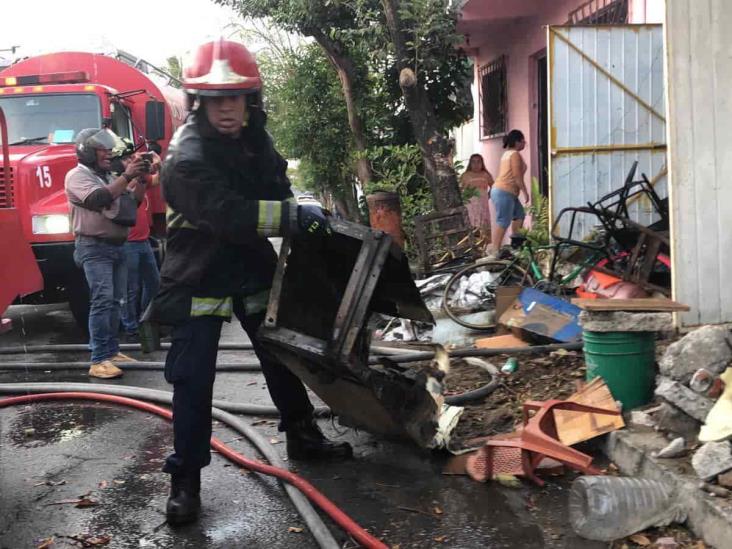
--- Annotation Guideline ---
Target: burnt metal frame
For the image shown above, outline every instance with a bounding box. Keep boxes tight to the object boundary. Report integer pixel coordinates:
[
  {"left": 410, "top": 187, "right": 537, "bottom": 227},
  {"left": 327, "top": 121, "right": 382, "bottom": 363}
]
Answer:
[
  {"left": 263, "top": 219, "right": 394, "bottom": 369},
  {"left": 551, "top": 162, "right": 671, "bottom": 294},
  {"left": 259, "top": 220, "right": 442, "bottom": 444},
  {"left": 414, "top": 206, "right": 475, "bottom": 277}
]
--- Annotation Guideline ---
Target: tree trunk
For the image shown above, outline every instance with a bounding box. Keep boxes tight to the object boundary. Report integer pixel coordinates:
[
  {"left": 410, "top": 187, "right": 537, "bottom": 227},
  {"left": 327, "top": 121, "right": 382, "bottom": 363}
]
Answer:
[
  {"left": 305, "top": 27, "right": 373, "bottom": 187},
  {"left": 334, "top": 182, "right": 360, "bottom": 221},
  {"left": 381, "top": 0, "right": 463, "bottom": 211}
]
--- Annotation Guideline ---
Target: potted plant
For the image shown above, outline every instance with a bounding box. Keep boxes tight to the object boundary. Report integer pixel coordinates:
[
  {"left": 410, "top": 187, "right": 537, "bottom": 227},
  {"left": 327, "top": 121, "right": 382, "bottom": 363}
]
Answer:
[{"left": 361, "top": 144, "right": 426, "bottom": 249}]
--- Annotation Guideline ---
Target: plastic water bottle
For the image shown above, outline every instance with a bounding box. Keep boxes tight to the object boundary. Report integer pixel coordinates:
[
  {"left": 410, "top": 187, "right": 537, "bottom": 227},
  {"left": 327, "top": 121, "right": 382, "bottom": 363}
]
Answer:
[{"left": 569, "top": 476, "right": 687, "bottom": 541}]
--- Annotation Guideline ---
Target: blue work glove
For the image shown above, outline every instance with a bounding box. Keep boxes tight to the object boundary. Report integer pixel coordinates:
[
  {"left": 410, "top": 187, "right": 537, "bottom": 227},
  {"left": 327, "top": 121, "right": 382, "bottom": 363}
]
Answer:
[{"left": 297, "top": 204, "right": 332, "bottom": 237}]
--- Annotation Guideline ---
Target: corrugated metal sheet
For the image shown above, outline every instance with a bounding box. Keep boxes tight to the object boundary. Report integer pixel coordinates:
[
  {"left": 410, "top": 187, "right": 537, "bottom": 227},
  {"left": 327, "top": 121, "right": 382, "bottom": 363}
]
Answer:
[
  {"left": 666, "top": 1, "right": 732, "bottom": 326},
  {"left": 549, "top": 24, "right": 666, "bottom": 240}
]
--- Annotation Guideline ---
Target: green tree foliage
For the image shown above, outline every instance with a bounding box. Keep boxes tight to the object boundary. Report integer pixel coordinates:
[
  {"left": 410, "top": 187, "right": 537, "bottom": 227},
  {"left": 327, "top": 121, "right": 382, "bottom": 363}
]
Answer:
[
  {"left": 258, "top": 43, "right": 358, "bottom": 216},
  {"left": 165, "top": 56, "right": 182, "bottom": 80},
  {"left": 349, "top": 0, "right": 473, "bottom": 139},
  {"left": 217, "top": 0, "right": 474, "bottom": 218},
  {"left": 519, "top": 177, "right": 550, "bottom": 246},
  {"left": 356, "top": 144, "right": 432, "bottom": 256}
]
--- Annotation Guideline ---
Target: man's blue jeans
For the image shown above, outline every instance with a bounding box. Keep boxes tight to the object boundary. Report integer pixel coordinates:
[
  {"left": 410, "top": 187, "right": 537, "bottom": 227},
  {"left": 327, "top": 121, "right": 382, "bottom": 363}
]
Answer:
[
  {"left": 120, "top": 240, "right": 160, "bottom": 334},
  {"left": 73, "top": 237, "right": 126, "bottom": 363}
]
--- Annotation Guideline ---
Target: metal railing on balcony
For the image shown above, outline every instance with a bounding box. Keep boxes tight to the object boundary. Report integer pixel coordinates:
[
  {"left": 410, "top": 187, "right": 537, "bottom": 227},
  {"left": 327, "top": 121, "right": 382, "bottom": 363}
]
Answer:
[{"left": 568, "top": 0, "right": 629, "bottom": 25}]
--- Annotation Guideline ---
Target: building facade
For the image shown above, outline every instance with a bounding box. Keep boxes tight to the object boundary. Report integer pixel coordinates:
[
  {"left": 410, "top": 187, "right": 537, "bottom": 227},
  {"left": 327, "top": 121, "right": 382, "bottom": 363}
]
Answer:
[{"left": 455, "top": 0, "right": 664, "bottom": 194}]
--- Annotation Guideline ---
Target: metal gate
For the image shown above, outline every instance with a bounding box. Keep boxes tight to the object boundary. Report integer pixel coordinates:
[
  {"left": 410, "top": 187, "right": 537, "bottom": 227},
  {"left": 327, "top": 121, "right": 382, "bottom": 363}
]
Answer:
[{"left": 548, "top": 24, "right": 666, "bottom": 239}]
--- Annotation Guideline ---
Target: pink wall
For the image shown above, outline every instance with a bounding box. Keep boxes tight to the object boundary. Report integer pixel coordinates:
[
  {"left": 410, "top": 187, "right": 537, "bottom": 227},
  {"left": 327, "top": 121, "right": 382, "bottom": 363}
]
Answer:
[{"left": 462, "top": 0, "right": 664, "bottom": 187}]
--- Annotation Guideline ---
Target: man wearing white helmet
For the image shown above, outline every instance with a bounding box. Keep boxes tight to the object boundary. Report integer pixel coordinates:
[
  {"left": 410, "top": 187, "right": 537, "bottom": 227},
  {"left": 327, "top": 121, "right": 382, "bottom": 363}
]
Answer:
[{"left": 65, "top": 128, "right": 148, "bottom": 378}]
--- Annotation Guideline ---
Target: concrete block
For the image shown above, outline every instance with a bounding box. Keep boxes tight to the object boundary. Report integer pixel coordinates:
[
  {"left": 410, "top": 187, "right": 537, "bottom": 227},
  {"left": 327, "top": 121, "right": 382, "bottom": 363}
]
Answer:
[
  {"left": 578, "top": 310, "right": 673, "bottom": 332},
  {"left": 692, "top": 441, "right": 732, "bottom": 481},
  {"left": 659, "top": 325, "right": 732, "bottom": 383},
  {"left": 630, "top": 410, "right": 657, "bottom": 428},
  {"left": 655, "top": 402, "right": 702, "bottom": 441},
  {"left": 605, "top": 430, "right": 732, "bottom": 549},
  {"left": 655, "top": 437, "right": 686, "bottom": 459},
  {"left": 655, "top": 377, "right": 714, "bottom": 422}
]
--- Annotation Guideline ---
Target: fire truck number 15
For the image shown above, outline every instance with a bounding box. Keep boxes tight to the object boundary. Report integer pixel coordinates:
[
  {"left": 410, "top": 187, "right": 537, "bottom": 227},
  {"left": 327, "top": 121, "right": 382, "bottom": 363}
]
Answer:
[{"left": 36, "top": 166, "right": 52, "bottom": 188}]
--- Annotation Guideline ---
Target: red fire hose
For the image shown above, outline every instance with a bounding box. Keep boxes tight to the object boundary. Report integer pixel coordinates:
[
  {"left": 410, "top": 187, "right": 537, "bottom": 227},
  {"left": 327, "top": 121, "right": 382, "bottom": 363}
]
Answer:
[{"left": 0, "top": 392, "right": 387, "bottom": 549}]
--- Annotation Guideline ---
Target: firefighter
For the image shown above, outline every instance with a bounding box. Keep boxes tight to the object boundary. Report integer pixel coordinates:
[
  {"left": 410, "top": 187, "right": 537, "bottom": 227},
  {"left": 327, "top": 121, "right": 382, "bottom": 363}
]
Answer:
[{"left": 150, "top": 39, "right": 352, "bottom": 526}]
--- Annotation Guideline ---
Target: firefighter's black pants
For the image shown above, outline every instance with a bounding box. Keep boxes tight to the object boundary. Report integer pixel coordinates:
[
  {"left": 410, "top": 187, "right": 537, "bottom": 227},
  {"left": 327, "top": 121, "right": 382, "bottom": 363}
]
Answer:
[{"left": 162, "top": 303, "right": 314, "bottom": 475}]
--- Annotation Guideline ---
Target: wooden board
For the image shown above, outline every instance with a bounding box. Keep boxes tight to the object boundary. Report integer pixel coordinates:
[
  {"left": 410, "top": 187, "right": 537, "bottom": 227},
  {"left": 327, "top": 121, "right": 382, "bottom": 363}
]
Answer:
[
  {"left": 474, "top": 334, "right": 529, "bottom": 349},
  {"left": 554, "top": 377, "right": 625, "bottom": 446},
  {"left": 572, "top": 298, "right": 690, "bottom": 312}
]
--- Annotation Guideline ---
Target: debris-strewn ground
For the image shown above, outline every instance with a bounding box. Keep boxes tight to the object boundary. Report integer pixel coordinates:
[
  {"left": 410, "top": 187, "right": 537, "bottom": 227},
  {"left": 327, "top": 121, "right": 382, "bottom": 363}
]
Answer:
[
  {"left": 445, "top": 350, "right": 586, "bottom": 449},
  {"left": 441, "top": 340, "right": 709, "bottom": 549},
  {"left": 612, "top": 525, "right": 708, "bottom": 548}
]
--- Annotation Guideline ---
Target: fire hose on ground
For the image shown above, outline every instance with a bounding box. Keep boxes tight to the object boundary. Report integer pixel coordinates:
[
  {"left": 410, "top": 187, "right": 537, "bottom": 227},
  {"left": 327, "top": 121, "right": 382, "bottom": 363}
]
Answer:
[
  {"left": 0, "top": 342, "right": 254, "bottom": 354},
  {"left": 0, "top": 382, "right": 328, "bottom": 417},
  {"left": 0, "top": 386, "right": 387, "bottom": 549},
  {"left": 0, "top": 341, "right": 582, "bottom": 545},
  {"left": 0, "top": 340, "right": 582, "bottom": 407},
  {"left": 0, "top": 341, "right": 582, "bottom": 360}
]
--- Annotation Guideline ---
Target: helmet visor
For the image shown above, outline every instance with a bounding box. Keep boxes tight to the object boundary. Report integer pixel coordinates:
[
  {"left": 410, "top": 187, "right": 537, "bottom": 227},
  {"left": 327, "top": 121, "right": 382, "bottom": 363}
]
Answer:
[
  {"left": 111, "top": 137, "right": 135, "bottom": 159},
  {"left": 86, "top": 128, "right": 123, "bottom": 151}
]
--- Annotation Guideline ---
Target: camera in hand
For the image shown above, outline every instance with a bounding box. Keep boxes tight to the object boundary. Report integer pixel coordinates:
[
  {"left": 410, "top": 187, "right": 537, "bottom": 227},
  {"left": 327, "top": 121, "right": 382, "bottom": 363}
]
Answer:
[{"left": 141, "top": 152, "right": 153, "bottom": 173}]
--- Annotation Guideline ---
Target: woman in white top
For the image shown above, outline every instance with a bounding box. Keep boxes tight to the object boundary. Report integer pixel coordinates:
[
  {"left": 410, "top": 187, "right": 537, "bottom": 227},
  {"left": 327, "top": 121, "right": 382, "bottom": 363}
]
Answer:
[{"left": 490, "top": 129, "right": 529, "bottom": 255}]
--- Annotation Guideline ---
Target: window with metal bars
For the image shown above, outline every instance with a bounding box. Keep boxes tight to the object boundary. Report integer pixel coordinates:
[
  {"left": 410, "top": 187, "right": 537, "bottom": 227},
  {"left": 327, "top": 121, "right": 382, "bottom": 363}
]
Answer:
[
  {"left": 568, "top": 0, "right": 629, "bottom": 25},
  {"left": 479, "top": 55, "right": 507, "bottom": 139}
]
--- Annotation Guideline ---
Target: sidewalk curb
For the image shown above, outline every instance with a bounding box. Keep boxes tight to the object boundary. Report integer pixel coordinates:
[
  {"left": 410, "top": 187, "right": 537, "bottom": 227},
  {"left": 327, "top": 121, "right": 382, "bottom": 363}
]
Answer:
[{"left": 605, "top": 429, "right": 732, "bottom": 549}]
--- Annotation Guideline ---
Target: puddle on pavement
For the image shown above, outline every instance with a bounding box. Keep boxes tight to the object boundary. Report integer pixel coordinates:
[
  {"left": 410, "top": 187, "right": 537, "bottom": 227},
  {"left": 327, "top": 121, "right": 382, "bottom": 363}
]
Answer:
[{"left": 8, "top": 402, "right": 122, "bottom": 448}]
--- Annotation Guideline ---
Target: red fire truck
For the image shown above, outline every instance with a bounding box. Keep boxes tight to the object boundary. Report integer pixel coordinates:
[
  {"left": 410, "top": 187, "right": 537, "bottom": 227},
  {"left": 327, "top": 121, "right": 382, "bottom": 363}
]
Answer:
[{"left": 0, "top": 50, "right": 186, "bottom": 327}]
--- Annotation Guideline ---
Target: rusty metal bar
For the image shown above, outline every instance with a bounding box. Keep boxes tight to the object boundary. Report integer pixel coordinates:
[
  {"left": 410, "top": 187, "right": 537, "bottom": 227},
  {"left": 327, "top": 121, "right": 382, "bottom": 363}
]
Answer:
[
  {"left": 329, "top": 231, "right": 392, "bottom": 363},
  {"left": 553, "top": 143, "right": 667, "bottom": 155},
  {"left": 550, "top": 27, "right": 666, "bottom": 123},
  {"left": 264, "top": 237, "right": 290, "bottom": 328},
  {"left": 624, "top": 167, "right": 668, "bottom": 208}
]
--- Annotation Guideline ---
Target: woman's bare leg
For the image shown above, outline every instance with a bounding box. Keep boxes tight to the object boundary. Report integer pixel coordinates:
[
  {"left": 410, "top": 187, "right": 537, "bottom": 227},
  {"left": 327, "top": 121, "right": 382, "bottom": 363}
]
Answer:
[
  {"left": 510, "top": 218, "right": 524, "bottom": 235},
  {"left": 492, "top": 224, "right": 508, "bottom": 253}
]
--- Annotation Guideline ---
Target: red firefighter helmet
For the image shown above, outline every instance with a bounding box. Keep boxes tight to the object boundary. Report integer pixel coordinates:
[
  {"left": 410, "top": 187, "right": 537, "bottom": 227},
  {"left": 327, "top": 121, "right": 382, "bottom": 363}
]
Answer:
[{"left": 183, "top": 39, "right": 262, "bottom": 96}]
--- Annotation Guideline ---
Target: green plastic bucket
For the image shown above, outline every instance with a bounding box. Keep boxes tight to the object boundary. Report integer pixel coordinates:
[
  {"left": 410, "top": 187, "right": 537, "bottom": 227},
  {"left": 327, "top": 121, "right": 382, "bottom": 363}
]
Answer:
[{"left": 583, "top": 331, "right": 656, "bottom": 410}]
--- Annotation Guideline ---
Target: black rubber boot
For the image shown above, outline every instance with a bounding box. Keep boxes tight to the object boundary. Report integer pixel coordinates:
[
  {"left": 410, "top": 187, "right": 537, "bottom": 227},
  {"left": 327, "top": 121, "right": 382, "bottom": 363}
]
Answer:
[
  {"left": 286, "top": 417, "right": 353, "bottom": 460},
  {"left": 166, "top": 470, "right": 201, "bottom": 526}
]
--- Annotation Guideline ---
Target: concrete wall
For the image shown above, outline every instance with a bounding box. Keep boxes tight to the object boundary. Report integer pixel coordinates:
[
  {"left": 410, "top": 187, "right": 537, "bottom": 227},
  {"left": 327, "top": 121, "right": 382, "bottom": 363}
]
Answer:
[{"left": 665, "top": 0, "right": 732, "bottom": 326}]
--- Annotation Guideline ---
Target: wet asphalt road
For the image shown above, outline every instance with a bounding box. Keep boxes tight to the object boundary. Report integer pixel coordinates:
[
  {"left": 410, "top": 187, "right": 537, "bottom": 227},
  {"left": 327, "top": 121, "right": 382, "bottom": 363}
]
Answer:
[{"left": 0, "top": 304, "right": 606, "bottom": 549}]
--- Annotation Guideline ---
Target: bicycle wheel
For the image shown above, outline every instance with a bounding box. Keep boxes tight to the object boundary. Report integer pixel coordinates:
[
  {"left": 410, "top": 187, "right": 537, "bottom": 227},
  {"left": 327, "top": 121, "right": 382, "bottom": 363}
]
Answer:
[{"left": 441, "top": 259, "right": 532, "bottom": 330}]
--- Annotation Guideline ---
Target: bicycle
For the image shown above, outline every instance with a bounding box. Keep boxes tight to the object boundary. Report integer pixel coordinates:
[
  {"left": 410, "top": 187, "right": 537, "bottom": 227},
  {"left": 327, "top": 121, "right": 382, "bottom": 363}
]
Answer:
[{"left": 441, "top": 233, "right": 609, "bottom": 330}]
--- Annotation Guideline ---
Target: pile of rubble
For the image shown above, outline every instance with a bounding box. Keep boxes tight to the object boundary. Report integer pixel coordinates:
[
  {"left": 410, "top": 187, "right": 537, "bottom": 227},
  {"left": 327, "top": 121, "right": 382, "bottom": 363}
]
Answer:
[{"left": 637, "top": 326, "right": 732, "bottom": 489}]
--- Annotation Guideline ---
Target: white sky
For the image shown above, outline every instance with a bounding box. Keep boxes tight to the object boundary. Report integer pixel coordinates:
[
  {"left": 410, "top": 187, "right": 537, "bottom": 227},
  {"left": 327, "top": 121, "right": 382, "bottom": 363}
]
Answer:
[{"left": 0, "top": 0, "right": 247, "bottom": 67}]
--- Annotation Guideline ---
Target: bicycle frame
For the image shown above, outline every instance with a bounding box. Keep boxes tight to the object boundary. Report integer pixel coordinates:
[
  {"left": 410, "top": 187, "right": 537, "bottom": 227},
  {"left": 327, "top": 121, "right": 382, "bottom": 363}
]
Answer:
[{"left": 515, "top": 240, "right": 606, "bottom": 289}]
